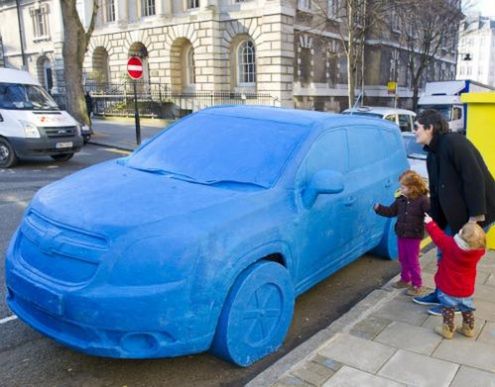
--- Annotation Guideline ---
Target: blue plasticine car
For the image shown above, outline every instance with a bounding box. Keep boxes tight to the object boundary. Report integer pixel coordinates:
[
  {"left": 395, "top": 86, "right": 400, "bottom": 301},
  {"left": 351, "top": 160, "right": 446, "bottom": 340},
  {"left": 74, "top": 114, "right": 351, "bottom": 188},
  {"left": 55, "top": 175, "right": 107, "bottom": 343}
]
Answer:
[{"left": 5, "top": 106, "right": 408, "bottom": 366}]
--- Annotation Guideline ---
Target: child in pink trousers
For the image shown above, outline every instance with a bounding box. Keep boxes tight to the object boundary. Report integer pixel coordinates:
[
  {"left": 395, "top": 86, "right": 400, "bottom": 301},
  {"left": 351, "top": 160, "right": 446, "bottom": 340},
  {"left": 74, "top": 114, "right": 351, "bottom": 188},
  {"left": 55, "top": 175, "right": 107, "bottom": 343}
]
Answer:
[
  {"left": 374, "top": 170, "right": 430, "bottom": 296},
  {"left": 424, "top": 214, "right": 486, "bottom": 339}
]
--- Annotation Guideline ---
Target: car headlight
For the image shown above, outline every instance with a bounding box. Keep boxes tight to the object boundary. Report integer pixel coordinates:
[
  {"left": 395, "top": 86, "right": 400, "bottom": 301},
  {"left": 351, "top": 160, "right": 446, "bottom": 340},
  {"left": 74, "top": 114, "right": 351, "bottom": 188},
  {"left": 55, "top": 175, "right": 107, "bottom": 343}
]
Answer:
[
  {"left": 108, "top": 237, "right": 197, "bottom": 286},
  {"left": 20, "top": 121, "right": 40, "bottom": 138}
]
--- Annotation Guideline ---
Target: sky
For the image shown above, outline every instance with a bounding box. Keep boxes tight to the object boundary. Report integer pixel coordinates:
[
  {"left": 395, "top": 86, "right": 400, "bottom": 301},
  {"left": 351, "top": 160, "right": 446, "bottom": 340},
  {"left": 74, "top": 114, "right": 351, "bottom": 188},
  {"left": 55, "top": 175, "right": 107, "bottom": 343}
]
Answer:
[{"left": 470, "top": 0, "right": 495, "bottom": 16}]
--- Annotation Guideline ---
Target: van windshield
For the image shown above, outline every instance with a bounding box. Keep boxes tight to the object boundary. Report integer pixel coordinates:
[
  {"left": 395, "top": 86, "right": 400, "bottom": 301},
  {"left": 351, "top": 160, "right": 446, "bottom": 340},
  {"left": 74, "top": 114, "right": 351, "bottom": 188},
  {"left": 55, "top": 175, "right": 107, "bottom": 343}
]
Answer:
[{"left": 0, "top": 83, "right": 59, "bottom": 110}]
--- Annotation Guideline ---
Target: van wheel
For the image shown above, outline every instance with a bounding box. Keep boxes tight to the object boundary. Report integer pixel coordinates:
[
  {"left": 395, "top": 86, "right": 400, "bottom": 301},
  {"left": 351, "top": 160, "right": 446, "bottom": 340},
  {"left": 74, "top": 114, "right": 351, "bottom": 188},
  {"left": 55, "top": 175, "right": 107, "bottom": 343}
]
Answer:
[
  {"left": 210, "top": 261, "right": 294, "bottom": 367},
  {"left": 0, "top": 138, "right": 18, "bottom": 168},
  {"left": 51, "top": 153, "right": 74, "bottom": 162}
]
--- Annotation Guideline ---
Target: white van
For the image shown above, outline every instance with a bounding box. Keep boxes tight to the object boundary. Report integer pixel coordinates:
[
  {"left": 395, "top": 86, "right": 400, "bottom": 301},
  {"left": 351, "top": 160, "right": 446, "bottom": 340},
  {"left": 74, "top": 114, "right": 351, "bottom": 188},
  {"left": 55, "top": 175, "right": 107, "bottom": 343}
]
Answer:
[
  {"left": 0, "top": 68, "right": 83, "bottom": 168},
  {"left": 342, "top": 106, "right": 416, "bottom": 133}
]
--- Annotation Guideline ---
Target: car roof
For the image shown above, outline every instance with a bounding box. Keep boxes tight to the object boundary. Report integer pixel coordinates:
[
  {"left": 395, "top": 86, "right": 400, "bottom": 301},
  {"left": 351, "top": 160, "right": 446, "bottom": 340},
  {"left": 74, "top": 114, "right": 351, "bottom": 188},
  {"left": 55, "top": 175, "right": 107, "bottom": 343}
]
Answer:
[
  {"left": 343, "top": 106, "right": 416, "bottom": 115},
  {"left": 199, "top": 105, "right": 400, "bottom": 133},
  {"left": 0, "top": 68, "right": 39, "bottom": 85}
]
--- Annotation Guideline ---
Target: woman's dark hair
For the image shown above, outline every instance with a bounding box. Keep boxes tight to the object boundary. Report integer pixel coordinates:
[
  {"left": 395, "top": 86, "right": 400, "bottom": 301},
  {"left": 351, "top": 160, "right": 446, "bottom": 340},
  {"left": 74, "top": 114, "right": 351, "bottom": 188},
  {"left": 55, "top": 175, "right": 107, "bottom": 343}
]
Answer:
[{"left": 416, "top": 109, "right": 449, "bottom": 135}]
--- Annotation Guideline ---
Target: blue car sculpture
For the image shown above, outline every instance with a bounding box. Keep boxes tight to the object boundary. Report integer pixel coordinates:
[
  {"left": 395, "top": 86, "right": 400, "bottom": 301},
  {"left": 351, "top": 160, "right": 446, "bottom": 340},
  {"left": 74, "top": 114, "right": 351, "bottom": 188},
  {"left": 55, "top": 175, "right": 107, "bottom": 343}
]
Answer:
[{"left": 5, "top": 106, "right": 409, "bottom": 366}]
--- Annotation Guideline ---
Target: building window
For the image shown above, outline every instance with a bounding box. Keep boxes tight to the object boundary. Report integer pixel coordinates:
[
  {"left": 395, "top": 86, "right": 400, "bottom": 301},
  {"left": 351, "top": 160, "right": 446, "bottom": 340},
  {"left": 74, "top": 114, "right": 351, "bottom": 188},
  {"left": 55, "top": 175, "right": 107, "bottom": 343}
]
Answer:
[
  {"left": 237, "top": 40, "right": 256, "bottom": 85},
  {"left": 102, "top": 0, "right": 115, "bottom": 22},
  {"left": 30, "top": 5, "right": 50, "bottom": 39},
  {"left": 142, "top": 0, "right": 156, "bottom": 16},
  {"left": 298, "top": 0, "right": 311, "bottom": 10},
  {"left": 328, "top": 0, "right": 339, "bottom": 18},
  {"left": 188, "top": 0, "right": 200, "bottom": 9},
  {"left": 186, "top": 46, "right": 196, "bottom": 85}
]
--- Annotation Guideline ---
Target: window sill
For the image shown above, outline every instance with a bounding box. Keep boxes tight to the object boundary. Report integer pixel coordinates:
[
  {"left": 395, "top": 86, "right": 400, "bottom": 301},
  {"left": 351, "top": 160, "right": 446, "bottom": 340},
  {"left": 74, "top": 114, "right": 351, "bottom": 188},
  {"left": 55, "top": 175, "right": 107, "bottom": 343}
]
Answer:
[{"left": 33, "top": 35, "right": 51, "bottom": 43}]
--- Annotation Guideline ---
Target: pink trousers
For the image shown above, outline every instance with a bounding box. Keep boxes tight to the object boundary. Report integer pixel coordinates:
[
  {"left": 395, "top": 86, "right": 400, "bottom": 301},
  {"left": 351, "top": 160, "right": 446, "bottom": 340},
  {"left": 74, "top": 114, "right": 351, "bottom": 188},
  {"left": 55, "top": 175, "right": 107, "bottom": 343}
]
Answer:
[{"left": 398, "top": 237, "right": 422, "bottom": 288}]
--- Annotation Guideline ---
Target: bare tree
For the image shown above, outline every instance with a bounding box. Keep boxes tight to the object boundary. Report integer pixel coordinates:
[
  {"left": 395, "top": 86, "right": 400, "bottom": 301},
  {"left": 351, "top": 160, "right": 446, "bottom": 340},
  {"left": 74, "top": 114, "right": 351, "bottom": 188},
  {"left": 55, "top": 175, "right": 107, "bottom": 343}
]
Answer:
[
  {"left": 60, "top": 0, "right": 99, "bottom": 127},
  {"left": 310, "top": 0, "right": 394, "bottom": 108},
  {"left": 397, "top": 0, "right": 464, "bottom": 110}
]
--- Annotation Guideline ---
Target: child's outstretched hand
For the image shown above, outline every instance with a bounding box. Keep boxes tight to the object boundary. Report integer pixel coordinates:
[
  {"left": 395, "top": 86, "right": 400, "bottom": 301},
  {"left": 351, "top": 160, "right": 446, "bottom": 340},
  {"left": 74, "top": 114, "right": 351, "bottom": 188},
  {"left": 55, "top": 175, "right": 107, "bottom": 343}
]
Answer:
[
  {"left": 424, "top": 214, "right": 433, "bottom": 223},
  {"left": 373, "top": 203, "right": 379, "bottom": 211}
]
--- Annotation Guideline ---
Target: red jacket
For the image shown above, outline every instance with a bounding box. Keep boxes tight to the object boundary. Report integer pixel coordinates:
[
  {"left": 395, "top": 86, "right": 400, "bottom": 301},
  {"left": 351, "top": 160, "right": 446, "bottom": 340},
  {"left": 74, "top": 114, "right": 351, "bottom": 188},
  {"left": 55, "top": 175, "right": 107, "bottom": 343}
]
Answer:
[{"left": 426, "top": 221, "right": 485, "bottom": 297}]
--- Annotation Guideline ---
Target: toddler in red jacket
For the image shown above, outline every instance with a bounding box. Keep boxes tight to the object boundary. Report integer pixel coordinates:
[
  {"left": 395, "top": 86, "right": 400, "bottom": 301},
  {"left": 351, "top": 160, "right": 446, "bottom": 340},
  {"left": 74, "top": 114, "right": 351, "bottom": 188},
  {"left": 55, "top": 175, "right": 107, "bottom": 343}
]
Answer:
[{"left": 424, "top": 214, "right": 486, "bottom": 339}]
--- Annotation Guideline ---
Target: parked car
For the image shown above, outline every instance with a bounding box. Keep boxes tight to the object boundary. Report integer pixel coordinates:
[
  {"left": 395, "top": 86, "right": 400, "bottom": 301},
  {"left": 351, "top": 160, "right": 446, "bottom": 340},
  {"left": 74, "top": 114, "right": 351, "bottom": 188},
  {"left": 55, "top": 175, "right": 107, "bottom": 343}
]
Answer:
[
  {"left": 0, "top": 68, "right": 84, "bottom": 168},
  {"left": 402, "top": 132, "right": 428, "bottom": 181},
  {"left": 5, "top": 106, "right": 409, "bottom": 366},
  {"left": 342, "top": 106, "right": 416, "bottom": 133}
]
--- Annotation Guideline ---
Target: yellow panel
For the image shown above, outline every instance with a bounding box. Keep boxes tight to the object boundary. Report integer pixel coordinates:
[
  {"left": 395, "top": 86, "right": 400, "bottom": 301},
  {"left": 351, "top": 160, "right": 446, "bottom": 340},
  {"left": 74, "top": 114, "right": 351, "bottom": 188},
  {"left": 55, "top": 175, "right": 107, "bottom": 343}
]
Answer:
[{"left": 461, "top": 92, "right": 495, "bottom": 249}]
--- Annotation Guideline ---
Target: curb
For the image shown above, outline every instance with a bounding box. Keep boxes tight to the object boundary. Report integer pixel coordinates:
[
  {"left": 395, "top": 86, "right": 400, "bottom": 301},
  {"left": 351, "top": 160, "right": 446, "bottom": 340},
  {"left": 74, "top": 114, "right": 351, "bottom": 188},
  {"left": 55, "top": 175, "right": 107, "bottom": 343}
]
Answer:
[
  {"left": 87, "top": 140, "right": 134, "bottom": 153},
  {"left": 247, "top": 285, "right": 400, "bottom": 387}
]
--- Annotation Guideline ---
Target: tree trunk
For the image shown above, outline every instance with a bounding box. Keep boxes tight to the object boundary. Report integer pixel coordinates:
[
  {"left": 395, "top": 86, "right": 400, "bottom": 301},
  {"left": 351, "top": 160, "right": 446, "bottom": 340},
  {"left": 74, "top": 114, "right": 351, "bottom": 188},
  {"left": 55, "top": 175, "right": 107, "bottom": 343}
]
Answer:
[
  {"left": 412, "top": 85, "right": 419, "bottom": 112},
  {"left": 60, "top": 0, "right": 98, "bottom": 127}
]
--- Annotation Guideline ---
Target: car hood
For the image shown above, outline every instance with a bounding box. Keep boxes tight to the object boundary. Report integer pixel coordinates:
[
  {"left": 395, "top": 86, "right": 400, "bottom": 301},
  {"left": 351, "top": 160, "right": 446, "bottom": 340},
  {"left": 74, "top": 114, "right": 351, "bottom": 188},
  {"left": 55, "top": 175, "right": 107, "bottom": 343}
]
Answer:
[{"left": 30, "top": 160, "right": 268, "bottom": 234}]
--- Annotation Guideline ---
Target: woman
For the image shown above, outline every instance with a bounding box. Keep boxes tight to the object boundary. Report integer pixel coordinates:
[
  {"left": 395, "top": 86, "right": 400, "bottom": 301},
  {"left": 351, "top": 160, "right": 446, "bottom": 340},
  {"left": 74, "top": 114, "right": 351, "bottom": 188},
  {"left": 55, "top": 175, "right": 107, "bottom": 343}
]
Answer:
[{"left": 411, "top": 109, "right": 495, "bottom": 315}]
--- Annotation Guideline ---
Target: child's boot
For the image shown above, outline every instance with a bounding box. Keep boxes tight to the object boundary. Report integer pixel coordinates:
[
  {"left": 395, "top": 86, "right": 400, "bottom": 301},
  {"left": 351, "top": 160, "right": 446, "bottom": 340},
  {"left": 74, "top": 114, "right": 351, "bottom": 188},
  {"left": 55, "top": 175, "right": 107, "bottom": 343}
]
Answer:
[
  {"left": 435, "top": 306, "right": 455, "bottom": 339},
  {"left": 457, "top": 311, "right": 475, "bottom": 338},
  {"left": 435, "top": 323, "right": 455, "bottom": 339}
]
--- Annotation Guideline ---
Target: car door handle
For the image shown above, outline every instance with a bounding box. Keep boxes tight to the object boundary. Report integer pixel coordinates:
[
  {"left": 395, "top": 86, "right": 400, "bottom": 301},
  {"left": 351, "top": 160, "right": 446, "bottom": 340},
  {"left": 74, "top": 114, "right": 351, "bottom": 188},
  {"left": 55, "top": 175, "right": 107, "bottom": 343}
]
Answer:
[
  {"left": 344, "top": 196, "right": 356, "bottom": 207},
  {"left": 385, "top": 179, "right": 392, "bottom": 188}
]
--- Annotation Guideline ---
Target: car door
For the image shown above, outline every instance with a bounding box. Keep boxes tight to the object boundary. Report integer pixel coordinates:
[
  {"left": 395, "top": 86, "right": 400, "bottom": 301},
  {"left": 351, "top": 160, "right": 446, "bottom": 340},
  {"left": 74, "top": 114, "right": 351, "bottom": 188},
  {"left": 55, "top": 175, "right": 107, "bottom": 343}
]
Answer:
[
  {"left": 345, "top": 125, "right": 395, "bottom": 249},
  {"left": 293, "top": 129, "right": 357, "bottom": 290}
]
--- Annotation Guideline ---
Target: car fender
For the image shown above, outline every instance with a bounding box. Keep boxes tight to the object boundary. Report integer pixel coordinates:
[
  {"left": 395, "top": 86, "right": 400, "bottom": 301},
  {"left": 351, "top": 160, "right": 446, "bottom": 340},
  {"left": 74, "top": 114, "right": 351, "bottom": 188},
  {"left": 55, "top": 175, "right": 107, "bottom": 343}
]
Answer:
[{"left": 192, "top": 239, "right": 294, "bottom": 341}]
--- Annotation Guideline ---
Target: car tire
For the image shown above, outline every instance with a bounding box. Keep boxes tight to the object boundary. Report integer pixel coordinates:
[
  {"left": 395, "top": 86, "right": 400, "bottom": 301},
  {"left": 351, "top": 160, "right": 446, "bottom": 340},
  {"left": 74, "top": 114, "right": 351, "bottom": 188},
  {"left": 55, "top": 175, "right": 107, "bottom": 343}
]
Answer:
[
  {"left": 0, "top": 137, "right": 18, "bottom": 168},
  {"left": 370, "top": 218, "right": 398, "bottom": 260},
  {"left": 51, "top": 153, "right": 74, "bottom": 162},
  {"left": 210, "top": 260, "right": 294, "bottom": 367}
]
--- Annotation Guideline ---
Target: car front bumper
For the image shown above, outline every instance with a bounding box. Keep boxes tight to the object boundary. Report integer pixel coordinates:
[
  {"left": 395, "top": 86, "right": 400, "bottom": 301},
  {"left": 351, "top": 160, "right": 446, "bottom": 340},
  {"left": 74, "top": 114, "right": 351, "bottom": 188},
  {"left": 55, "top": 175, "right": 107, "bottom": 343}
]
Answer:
[
  {"left": 5, "top": 259, "right": 213, "bottom": 359},
  {"left": 9, "top": 135, "right": 83, "bottom": 158}
]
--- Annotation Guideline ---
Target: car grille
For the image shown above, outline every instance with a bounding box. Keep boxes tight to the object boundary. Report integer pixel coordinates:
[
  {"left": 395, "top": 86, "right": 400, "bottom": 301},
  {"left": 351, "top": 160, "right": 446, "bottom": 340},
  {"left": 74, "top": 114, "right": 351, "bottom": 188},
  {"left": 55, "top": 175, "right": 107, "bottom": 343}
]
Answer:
[
  {"left": 18, "top": 211, "right": 108, "bottom": 284},
  {"left": 40, "top": 126, "right": 77, "bottom": 138}
]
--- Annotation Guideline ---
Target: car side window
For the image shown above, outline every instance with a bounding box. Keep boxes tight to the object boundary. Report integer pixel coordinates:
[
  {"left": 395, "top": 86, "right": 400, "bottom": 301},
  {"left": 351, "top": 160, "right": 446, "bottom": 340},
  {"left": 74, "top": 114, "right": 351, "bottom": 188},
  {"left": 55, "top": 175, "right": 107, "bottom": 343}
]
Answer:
[
  {"left": 398, "top": 114, "right": 413, "bottom": 132},
  {"left": 296, "top": 129, "right": 348, "bottom": 185},
  {"left": 347, "top": 127, "right": 387, "bottom": 170},
  {"left": 384, "top": 114, "right": 397, "bottom": 124}
]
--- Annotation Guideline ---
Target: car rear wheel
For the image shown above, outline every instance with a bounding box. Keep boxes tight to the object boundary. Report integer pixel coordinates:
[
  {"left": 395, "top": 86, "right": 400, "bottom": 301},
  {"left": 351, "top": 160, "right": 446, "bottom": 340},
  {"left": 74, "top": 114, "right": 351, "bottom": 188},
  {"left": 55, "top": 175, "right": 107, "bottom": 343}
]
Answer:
[
  {"left": 51, "top": 153, "right": 74, "bottom": 162},
  {"left": 370, "top": 218, "right": 398, "bottom": 260},
  {"left": 210, "top": 260, "right": 294, "bottom": 367},
  {"left": 0, "top": 137, "right": 18, "bottom": 168}
]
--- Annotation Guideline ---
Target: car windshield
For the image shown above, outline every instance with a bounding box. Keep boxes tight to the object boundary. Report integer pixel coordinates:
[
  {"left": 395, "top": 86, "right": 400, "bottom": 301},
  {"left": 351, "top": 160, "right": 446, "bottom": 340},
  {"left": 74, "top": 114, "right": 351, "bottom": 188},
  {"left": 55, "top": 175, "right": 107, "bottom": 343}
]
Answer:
[
  {"left": 0, "top": 83, "right": 59, "bottom": 110},
  {"left": 126, "top": 113, "right": 309, "bottom": 188},
  {"left": 342, "top": 111, "right": 383, "bottom": 118},
  {"left": 418, "top": 105, "right": 451, "bottom": 121}
]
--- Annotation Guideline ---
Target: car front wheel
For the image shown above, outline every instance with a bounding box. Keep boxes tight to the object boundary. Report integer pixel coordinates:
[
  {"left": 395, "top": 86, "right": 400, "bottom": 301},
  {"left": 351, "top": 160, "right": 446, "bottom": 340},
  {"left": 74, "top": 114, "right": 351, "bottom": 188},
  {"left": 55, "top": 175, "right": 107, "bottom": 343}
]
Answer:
[
  {"left": 0, "top": 137, "right": 18, "bottom": 168},
  {"left": 210, "top": 260, "right": 294, "bottom": 366}
]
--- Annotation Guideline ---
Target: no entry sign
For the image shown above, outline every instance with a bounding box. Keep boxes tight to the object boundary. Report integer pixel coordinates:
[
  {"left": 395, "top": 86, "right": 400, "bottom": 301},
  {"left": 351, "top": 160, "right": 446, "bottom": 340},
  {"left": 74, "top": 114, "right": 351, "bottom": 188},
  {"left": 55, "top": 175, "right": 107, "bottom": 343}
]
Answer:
[{"left": 127, "top": 56, "right": 143, "bottom": 80}]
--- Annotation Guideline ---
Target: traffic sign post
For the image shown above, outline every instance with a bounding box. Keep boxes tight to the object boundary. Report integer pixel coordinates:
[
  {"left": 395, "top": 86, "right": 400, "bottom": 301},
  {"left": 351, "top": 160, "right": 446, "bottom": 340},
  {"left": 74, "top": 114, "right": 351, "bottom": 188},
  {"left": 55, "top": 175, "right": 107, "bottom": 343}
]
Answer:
[{"left": 127, "top": 56, "right": 143, "bottom": 145}]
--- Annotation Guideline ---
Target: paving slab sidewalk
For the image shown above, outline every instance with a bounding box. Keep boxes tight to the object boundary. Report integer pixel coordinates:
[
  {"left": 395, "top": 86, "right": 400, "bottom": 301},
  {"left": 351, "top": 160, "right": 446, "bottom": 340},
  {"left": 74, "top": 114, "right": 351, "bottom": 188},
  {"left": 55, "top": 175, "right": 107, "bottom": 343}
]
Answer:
[{"left": 248, "top": 249, "right": 495, "bottom": 387}]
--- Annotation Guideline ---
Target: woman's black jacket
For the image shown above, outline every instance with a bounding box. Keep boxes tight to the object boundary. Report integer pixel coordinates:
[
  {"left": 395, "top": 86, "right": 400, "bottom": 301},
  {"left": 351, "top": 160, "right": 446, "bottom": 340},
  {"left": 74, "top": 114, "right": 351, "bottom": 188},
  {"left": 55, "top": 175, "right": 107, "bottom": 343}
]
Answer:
[{"left": 425, "top": 132, "right": 495, "bottom": 233}]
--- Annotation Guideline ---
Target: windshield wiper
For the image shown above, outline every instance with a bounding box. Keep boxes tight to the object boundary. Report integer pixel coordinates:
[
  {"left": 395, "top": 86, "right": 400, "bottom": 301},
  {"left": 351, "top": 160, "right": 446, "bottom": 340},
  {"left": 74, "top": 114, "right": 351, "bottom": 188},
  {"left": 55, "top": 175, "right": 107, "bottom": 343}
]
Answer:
[{"left": 127, "top": 165, "right": 200, "bottom": 181}]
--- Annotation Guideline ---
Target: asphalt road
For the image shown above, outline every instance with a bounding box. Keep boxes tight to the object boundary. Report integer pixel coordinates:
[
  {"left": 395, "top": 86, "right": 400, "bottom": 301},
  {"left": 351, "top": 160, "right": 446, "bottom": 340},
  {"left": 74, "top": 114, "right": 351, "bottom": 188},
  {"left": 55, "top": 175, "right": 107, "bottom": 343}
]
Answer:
[{"left": 0, "top": 144, "right": 401, "bottom": 386}]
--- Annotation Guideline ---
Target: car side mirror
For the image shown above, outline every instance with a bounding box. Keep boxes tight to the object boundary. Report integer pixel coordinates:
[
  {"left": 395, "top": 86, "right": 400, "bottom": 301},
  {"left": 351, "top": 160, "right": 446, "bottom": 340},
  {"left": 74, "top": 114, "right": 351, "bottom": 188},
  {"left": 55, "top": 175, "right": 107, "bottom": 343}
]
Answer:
[{"left": 303, "top": 170, "right": 345, "bottom": 208}]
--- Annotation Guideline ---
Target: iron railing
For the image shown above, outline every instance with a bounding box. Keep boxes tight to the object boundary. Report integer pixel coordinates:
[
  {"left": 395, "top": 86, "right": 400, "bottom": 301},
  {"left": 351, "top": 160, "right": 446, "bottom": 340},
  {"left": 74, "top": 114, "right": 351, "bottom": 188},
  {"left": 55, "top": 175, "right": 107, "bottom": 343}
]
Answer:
[{"left": 52, "top": 82, "right": 275, "bottom": 118}]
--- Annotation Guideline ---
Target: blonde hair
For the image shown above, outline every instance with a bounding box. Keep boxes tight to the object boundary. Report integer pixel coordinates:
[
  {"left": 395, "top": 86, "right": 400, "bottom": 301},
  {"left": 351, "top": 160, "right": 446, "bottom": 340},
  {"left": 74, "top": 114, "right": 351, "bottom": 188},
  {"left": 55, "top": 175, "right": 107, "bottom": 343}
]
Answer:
[
  {"left": 399, "top": 170, "right": 428, "bottom": 199},
  {"left": 460, "top": 222, "right": 486, "bottom": 249}
]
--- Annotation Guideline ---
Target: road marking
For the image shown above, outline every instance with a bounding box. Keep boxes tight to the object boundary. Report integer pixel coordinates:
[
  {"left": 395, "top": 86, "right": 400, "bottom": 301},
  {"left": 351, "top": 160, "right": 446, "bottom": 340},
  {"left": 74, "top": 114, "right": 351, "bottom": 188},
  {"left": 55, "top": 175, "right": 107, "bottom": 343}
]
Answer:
[
  {"left": 104, "top": 148, "right": 131, "bottom": 155},
  {"left": 0, "top": 315, "right": 18, "bottom": 324},
  {"left": 421, "top": 236, "right": 432, "bottom": 249}
]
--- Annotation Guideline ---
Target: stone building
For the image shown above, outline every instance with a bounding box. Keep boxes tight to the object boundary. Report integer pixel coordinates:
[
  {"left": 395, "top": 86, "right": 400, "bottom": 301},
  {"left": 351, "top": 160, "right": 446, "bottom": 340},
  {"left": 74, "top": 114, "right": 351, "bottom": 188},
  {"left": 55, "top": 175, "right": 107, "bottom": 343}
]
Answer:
[
  {"left": 0, "top": 0, "right": 460, "bottom": 112},
  {"left": 457, "top": 15, "right": 495, "bottom": 87}
]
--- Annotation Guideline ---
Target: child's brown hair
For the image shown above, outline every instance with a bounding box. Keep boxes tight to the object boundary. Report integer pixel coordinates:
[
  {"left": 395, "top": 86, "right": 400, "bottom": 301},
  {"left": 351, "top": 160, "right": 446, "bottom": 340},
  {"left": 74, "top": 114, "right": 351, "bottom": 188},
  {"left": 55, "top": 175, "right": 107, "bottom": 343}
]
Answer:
[
  {"left": 399, "top": 170, "right": 428, "bottom": 200},
  {"left": 460, "top": 222, "right": 486, "bottom": 250}
]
